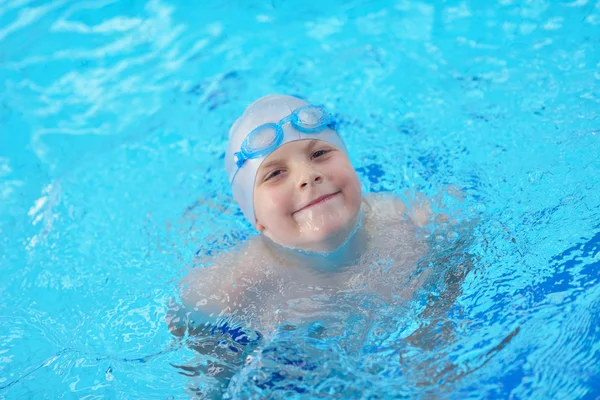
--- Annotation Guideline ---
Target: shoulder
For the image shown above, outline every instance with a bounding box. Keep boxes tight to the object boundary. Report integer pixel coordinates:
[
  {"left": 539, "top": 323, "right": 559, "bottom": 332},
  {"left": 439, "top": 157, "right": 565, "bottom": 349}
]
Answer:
[
  {"left": 363, "top": 192, "right": 434, "bottom": 229},
  {"left": 362, "top": 193, "right": 409, "bottom": 219}
]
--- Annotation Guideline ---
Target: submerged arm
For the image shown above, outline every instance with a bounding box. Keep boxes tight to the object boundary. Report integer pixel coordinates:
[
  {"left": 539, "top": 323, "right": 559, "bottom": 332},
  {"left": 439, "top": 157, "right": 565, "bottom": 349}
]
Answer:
[{"left": 167, "top": 258, "right": 256, "bottom": 398}]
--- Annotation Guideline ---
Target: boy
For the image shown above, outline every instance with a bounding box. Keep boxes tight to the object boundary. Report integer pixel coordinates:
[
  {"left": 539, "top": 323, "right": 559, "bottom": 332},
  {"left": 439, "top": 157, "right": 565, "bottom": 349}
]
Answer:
[{"left": 175, "top": 94, "right": 433, "bottom": 334}]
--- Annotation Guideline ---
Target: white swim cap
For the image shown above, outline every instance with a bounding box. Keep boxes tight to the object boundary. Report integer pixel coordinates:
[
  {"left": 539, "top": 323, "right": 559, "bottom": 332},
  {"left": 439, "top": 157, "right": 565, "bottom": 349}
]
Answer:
[{"left": 225, "top": 94, "right": 348, "bottom": 227}]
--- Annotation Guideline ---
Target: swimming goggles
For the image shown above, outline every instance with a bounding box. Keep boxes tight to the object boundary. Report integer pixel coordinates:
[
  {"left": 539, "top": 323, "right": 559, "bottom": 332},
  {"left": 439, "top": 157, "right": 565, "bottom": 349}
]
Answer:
[{"left": 233, "top": 105, "right": 336, "bottom": 170}]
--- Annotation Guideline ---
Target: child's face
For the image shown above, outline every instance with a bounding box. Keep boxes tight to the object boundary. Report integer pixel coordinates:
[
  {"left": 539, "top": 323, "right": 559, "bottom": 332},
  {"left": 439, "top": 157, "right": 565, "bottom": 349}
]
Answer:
[{"left": 253, "top": 139, "right": 362, "bottom": 252}]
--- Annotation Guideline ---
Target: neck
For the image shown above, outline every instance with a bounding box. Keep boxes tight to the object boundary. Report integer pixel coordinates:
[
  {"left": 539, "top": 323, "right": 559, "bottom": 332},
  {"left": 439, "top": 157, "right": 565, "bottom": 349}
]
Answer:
[{"left": 264, "top": 209, "right": 367, "bottom": 272}]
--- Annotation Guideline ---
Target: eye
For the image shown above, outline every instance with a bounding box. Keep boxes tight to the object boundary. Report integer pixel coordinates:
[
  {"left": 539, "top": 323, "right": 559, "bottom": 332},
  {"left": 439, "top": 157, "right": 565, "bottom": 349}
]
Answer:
[
  {"left": 265, "top": 169, "right": 284, "bottom": 181},
  {"left": 311, "top": 149, "right": 331, "bottom": 159}
]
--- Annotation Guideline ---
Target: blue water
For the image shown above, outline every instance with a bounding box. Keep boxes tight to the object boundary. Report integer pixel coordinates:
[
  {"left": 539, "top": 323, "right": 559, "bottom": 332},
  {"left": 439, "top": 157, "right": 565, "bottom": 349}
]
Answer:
[{"left": 1, "top": 0, "right": 599, "bottom": 398}]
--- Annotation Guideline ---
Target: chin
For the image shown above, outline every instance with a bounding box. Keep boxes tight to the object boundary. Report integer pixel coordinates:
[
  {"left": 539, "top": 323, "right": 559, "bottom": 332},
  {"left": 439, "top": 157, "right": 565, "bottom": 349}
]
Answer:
[{"left": 298, "top": 215, "right": 355, "bottom": 247}]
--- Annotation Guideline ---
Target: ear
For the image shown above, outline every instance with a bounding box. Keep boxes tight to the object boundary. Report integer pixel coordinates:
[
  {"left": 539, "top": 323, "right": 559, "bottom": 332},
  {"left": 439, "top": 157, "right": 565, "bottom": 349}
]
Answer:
[{"left": 256, "top": 221, "right": 265, "bottom": 233}]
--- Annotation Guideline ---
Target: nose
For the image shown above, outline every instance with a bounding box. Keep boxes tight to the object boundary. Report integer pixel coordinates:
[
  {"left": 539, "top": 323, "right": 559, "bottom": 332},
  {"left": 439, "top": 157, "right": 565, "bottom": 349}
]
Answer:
[{"left": 299, "top": 169, "right": 323, "bottom": 189}]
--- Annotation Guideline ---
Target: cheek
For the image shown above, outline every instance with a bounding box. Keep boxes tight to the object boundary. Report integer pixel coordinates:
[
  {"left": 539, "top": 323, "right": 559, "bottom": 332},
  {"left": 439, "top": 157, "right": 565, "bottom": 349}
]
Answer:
[
  {"left": 340, "top": 171, "right": 362, "bottom": 208},
  {"left": 348, "top": 179, "right": 363, "bottom": 207},
  {"left": 329, "top": 161, "right": 359, "bottom": 190},
  {"left": 256, "top": 186, "right": 293, "bottom": 218}
]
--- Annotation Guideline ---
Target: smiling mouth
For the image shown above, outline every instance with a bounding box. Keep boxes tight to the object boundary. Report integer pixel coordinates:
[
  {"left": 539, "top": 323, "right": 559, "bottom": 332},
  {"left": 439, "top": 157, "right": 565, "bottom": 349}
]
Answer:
[{"left": 294, "top": 191, "right": 341, "bottom": 214}]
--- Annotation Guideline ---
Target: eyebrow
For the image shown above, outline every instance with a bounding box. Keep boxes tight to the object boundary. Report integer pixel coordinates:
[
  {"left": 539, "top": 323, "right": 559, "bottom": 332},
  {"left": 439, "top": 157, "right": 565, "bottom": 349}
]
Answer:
[
  {"left": 305, "top": 139, "right": 319, "bottom": 153},
  {"left": 259, "top": 159, "right": 283, "bottom": 171}
]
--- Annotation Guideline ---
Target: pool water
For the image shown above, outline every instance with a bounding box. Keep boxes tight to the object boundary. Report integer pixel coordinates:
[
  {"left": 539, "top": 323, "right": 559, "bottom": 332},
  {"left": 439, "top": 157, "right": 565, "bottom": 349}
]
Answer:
[{"left": 1, "top": 0, "right": 599, "bottom": 398}]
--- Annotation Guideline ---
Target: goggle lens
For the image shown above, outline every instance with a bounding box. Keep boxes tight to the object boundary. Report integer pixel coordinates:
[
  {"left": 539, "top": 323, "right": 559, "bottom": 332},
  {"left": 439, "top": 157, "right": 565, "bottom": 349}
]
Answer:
[
  {"left": 245, "top": 124, "right": 278, "bottom": 152},
  {"left": 294, "top": 106, "right": 328, "bottom": 130}
]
